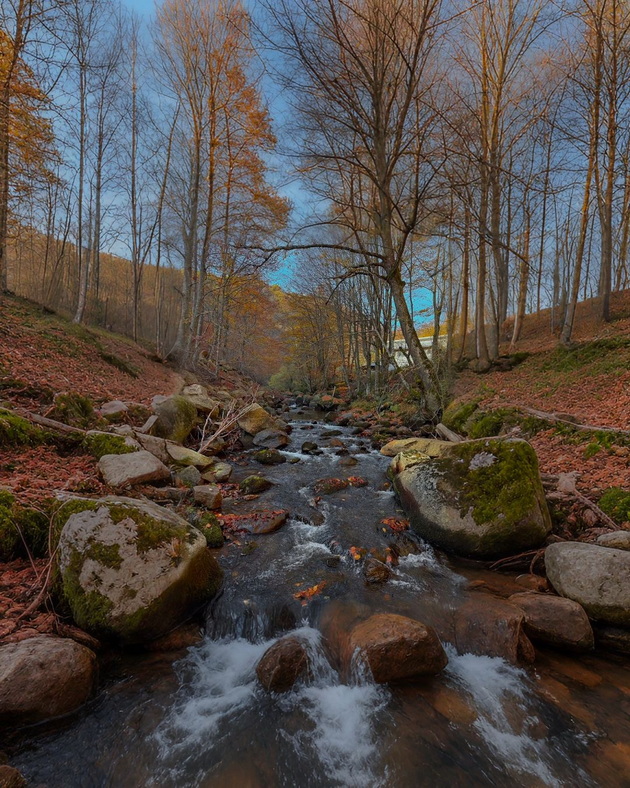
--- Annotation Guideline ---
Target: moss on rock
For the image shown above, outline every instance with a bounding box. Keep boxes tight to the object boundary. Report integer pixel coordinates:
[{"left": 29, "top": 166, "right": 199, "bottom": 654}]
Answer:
[
  {"left": 240, "top": 475, "right": 273, "bottom": 495},
  {"left": 153, "top": 395, "right": 198, "bottom": 443},
  {"left": 83, "top": 432, "right": 137, "bottom": 459},
  {"left": 55, "top": 496, "right": 223, "bottom": 643},
  {"left": 441, "top": 399, "right": 480, "bottom": 434},
  {"left": 393, "top": 438, "right": 551, "bottom": 559}
]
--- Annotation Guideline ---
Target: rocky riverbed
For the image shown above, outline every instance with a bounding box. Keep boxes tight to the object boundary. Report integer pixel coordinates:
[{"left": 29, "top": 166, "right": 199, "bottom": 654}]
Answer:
[{"left": 5, "top": 411, "right": 630, "bottom": 787}]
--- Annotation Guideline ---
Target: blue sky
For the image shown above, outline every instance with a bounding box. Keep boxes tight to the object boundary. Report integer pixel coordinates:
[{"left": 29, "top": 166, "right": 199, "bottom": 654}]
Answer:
[{"left": 123, "top": 0, "right": 154, "bottom": 14}]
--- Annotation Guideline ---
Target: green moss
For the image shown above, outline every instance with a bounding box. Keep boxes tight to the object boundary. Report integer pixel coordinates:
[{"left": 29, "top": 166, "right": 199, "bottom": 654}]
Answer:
[
  {"left": 399, "top": 438, "right": 553, "bottom": 557},
  {"left": 51, "top": 393, "right": 96, "bottom": 428},
  {"left": 0, "top": 492, "right": 51, "bottom": 560},
  {"left": 201, "top": 523, "right": 224, "bottom": 548},
  {"left": 61, "top": 547, "right": 114, "bottom": 634},
  {"left": 239, "top": 475, "right": 273, "bottom": 495},
  {"left": 83, "top": 432, "right": 137, "bottom": 459},
  {"left": 0, "top": 409, "right": 47, "bottom": 447},
  {"left": 86, "top": 540, "right": 123, "bottom": 569},
  {"left": 598, "top": 488, "right": 630, "bottom": 524},
  {"left": 153, "top": 396, "right": 198, "bottom": 443},
  {"left": 467, "top": 410, "right": 508, "bottom": 439},
  {"left": 446, "top": 439, "right": 547, "bottom": 532},
  {"left": 540, "top": 336, "right": 630, "bottom": 375},
  {"left": 441, "top": 399, "right": 480, "bottom": 434},
  {"left": 98, "top": 350, "right": 139, "bottom": 378}
]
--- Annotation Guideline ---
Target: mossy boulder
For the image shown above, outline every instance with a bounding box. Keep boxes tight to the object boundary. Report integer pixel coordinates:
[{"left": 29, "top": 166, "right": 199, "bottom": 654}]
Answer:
[
  {"left": 239, "top": 475, "right": 273, "bottom": 495},
  {"left": 253, "top": 448, "right": 286, "bottom": 465},
  {"left": 152, "top": 395, "right": 198, "bottom": 444},
  {"left": 56, "top": 496, "right": 223, "bottom": 644},
  {"left": 392, "top": 438, "right": 551, "bottom": 559}
]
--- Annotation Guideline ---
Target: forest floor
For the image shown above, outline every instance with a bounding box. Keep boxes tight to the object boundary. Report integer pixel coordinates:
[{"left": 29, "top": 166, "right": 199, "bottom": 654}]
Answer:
[{"left": 452, "top": 289, "right": 630, "bottom": 501}]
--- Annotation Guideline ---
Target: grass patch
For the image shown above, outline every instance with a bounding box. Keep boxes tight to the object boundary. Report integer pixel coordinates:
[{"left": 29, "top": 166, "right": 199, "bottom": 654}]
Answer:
[{"left": 598, "top": 488, "right": 630, "bottom": 524}]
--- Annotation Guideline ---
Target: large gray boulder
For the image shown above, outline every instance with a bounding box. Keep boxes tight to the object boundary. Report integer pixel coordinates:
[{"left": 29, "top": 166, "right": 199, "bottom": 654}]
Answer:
[
  {"left": 545, "top": 542, "right": 630, "bottom": 627},
  {"left": 98, "top": 450, "right": 170, "bottom": 487},
  {"left": 0, "top": 636, "right": 97, "bottom": 726},
  {"left": 56, "top": 496, "right": 222, "bottom": 643},
  {"left": 392, "top": 438, "right": 551, "bottom": 559},
  {"left": 152, "top": 395, "right": 198, "bottom": 443}
]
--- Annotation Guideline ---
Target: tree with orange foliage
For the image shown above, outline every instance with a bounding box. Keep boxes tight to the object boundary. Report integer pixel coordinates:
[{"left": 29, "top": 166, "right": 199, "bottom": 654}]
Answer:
[
  {"left": 0, "top": 3, "right": 56, "bottom": 292},
  {"left": 154, "top": 0, "right": 288, "bottom": 367}
]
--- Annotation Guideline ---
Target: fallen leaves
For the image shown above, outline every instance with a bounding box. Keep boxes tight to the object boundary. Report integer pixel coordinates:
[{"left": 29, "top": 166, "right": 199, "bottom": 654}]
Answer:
[
  {"left": 293, "top": 582, "right": 327, "bottom": 604},
  {"left": 381, "top": 517, "right": 409, "bottom": 532}
]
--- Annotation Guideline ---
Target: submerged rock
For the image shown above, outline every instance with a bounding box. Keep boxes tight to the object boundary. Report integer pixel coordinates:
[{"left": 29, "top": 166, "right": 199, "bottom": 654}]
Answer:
[
  {"left": 508, "top": 592, "right": 594, "bottom": 652},
  {"left": 392, "top": 438, "right": 551, "bottom": 559},
  {"left": 0, "top": 635, "right": 97, "bottom": 727},
  {"left": 545, "top": 542, "right": 630, "bottom": 627},
  {"left": 227, "top": 510, "right": 289, "bottom": 534},
  {"left": 363, "top": 557, "right": 393, "bottom": 584},
  {"left": 0, "top": 766, "right": 27, "bottom": 787},
  {"left": 256, "top": 636, "right": 309, "bottom": 692},
  {"left": 56, "top": 496, "right": 222, "bottom": 643},
  {"left": 98, "top": 450, "right": 170, "bottom": 487},
  {"left": 346, "top": 613, "right": 447, "bottom": 682}
]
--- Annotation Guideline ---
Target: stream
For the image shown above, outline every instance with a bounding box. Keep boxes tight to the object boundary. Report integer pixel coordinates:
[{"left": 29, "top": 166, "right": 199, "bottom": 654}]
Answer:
[{"left": 11, "top": 416, "right": 630, "bottom": 787}]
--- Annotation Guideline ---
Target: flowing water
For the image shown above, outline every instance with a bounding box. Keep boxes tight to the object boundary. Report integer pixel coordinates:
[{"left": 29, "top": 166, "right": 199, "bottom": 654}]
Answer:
[{"left": 10, "top": 416, "right": 630, "bottom": 787}]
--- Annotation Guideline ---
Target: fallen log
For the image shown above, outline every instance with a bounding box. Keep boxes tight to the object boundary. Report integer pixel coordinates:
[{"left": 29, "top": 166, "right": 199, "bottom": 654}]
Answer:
[
  {"left": 508, "top": 404, "right": 630, "bottom": 437},
  {"left": 435, "top": 423, "right": 463, "bottom": 443},
  {"left": 12, "top": 407, "right": 86, "bottom": 436}
]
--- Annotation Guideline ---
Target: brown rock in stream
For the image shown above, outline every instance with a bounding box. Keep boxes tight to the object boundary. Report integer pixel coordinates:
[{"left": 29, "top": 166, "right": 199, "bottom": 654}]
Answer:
[
  {"left": 346, "top": 613, "right": 448, "bottom": 682},
  {"left": 0, "top": 766, "right": 27, "bottom": 788},
  {"left": 508, "top": 592, "right": 594, "bottom": 652},
  {"left": 454, "top": 594, "right": 535, "bottom": 664},
  {"left": 256, "top": 636, "right": 309, "bottom": 692}
]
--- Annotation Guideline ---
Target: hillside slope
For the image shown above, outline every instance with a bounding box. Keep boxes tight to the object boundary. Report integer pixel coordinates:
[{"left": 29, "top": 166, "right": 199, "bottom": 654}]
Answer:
[{"left": 451, "top": 291, "right": 630, "bottom": 501}]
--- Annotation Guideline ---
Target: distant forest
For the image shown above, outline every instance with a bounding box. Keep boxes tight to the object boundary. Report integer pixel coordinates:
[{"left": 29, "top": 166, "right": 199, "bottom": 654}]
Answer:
[{"left": 2, "top": 0, "right": 630, "bottom": 405}]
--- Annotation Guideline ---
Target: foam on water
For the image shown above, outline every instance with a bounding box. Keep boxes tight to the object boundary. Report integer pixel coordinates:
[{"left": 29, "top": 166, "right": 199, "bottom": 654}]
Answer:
[
  {"left": 155, "top": 627, "right": 389, "bottom": 787},
  {"left": 445, "top": 648, "right": 592, "bottom": 787}
]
